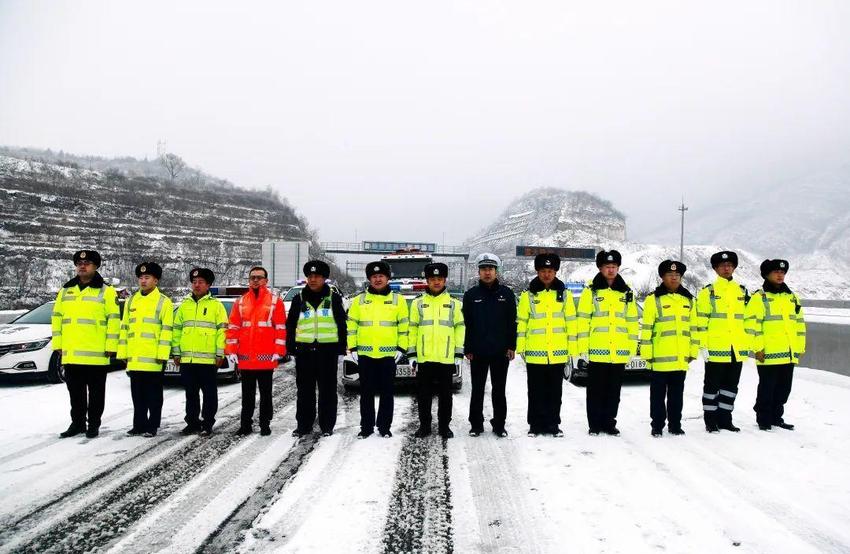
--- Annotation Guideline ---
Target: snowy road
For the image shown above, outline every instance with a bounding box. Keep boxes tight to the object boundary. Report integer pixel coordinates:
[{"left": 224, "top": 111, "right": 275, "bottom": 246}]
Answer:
[{"left": 1, "top": 359, "right": 850, "bottom": 553}]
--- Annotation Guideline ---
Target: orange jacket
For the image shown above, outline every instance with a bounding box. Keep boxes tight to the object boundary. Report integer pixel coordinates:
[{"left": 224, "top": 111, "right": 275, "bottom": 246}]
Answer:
[{"left": 225, "top": 286, "right": 287, "bottom": 370}]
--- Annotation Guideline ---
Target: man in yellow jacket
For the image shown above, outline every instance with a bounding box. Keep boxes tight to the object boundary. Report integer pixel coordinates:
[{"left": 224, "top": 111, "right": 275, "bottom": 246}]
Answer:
[
  {"left": 746, "top": 259, "right": 806, "bottom": 431},
  {"left": 516, "top": 252, "right": 576, "bottom": 437},
  {"left": 640, "top": 260, "right": 696, "bottom": 437},
  {"left": 51, "top": 249, "right": 120, "bottom": 439},
  {"left": 409, "top": 262, "right": 465, "bottom": 439},
  {"left": 347, "top": 261, "right": 409, "bottom": 438},
  {"left": 118, "top": 262, "right": 173, "bottom": 437},
  {"left": 577, "top": 250, "right": 639, "bottom": 436},
  {"left": 693, "top": 251, "right": 751, "bottom": 433},
  {"left": 172, "top": 268, "right": 228, "bottom": 436}
]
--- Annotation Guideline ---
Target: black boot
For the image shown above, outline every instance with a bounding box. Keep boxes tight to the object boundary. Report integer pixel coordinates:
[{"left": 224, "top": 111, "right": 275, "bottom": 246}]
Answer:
[
  {"left": 60, "top": 424, "right": 85, "bottom": 438},
  {"left": 651, "top": 429, "right": 663, "bottom": 438},
  {"left": 775, "top": 421, "right": 794, "bottom": 430},
  {"left": 669, "top": 427, "right": 685, "bottom": 436},
  {"left": 414, "top": 426, "right": 431, "bottom": 438},
  {"left": 439, "top": 427, "right": 454, "bottom": 439},
  {"left": 235, "top": 426, "right": 252, "bottom": 436},
  {"left": 85, "top": 427, "right": 99, "bottom": 438},
  {"left": 718, "top": 422, "right": 740, "bottom": 432}
]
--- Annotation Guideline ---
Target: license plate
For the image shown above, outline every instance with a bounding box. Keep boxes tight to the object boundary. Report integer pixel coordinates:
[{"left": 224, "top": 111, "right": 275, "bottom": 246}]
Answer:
[
  {"left": 395, "top": 366, "right": 416, "bottom": 378},
  {"left": 165, "top": 362, "right": 180, "bottom": 374},
  {"left": 626, "top": 359, "right": 647, "bottom": 371}
]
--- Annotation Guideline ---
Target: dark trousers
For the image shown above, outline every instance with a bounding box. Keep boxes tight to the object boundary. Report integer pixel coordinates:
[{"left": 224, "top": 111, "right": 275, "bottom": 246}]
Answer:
[
  {"left": 586, "top": 362, "right": 625, "bottom": 431},
  {"left": 526, "top": 363, "right": 563, "bottom": 432},
  {"left": 650, "top": 370, "right": 686, "bottom": 431},
  {"left": 295, "top": 348, "right": 339, "bottom": 433},
  {"left": 469, "top": 355, "right": 509, "bottom": 430},
  {"left": 754, "top": 364, "right": 794, "bottom": 426},
  {"left": 180, "top": 363, "right": 218, "bottom": 430},
  {"left": 703, "top": 357, "right": 743, "bottom": 425},
  {"left": 241, "top": 370, "right": 274, "bottom": 428},
  {"left": 65, "top": 364, "right": 107, "bottom": 430},
  {"left": 129, "top": 370, "right": 164, "bottom": 433},
  {"left": 416, "top": 362, "right": 454, "bottom": 429},
  {"left": 359, "top": 356, "right": 395, "bottom": 433}
]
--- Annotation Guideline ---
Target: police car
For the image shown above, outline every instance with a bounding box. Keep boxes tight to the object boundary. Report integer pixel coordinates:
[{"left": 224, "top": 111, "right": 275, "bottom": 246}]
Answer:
[
  {"left": 561, "top": 284, "right": 648, "bottom": 385},
  {"left": 0, "top": 300, "right": 126, "bottom": 383},
  {"left": 340, "top": 291, "right": 465, "bottom": 392},
  {"left": 163, "top": 296, "right": 241, "bottom": 382}
]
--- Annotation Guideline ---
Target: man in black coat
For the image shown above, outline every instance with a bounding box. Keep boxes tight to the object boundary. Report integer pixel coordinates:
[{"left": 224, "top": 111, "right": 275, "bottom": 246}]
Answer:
[
  {"left": 462, "top": 253, "right": 517, "bottom": 437},
  {"left": 285, "top": 260, "right": 348, "bottom": 437}
]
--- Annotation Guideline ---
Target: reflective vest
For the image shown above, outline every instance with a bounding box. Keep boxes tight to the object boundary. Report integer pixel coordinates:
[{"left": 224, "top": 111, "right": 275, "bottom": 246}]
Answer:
[
  {"left": 693, "top": 277, "right": 751, "bottom": 362},
  {"left": 51, "top": 283, "right": 120, "bottom": 365},
  {"left": 118, "top": 287, "right": 174, "bottom": 371},
  {"left": 639, "top": 291, "right": 696, "bottom": 371},
  {"left": 516, "top": 288, "right": 576, "bottom": 365},
  {"left": 347, "top": 290, "right": 409, "bottom": 358},
  {"left": 295, "top": 293, "right": 338, "bottom": 344},
  {"left": 745, "top": 289, "right": 806, "bottom": 365},
  {"left": 171, "top": 293, "right": 229, "bottom": 364},
  {"left": 408, "top": 291, "right": 465, "bottom": 364},
  {"left": 577, "top": 282, "right": 639, "bottom": 364},
  {"left": 225, "top": 287, "right": 287, "bottom": 370}
]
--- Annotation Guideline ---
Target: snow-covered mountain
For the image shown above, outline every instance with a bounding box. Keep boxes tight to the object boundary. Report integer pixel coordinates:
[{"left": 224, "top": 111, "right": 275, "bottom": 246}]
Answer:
[
  {"left": 0, "top": 151, "right": 346, "bottom": 308},
  {"left": 466, "top": 187, "right": 850, "bottom": 299}
]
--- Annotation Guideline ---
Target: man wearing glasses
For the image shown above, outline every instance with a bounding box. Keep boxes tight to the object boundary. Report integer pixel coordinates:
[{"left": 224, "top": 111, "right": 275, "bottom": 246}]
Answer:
[
  {"left": 51, "top": 250, "right": 120, "bottom": 439},
  {"left": 226, "top": 266, "right": 287, "bottom": 436}
]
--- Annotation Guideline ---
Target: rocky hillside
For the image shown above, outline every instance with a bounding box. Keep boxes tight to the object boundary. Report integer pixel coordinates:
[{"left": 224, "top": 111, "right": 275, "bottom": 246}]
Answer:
[{"left": 0, "top": 150, "right": 345, "bottom": 308}]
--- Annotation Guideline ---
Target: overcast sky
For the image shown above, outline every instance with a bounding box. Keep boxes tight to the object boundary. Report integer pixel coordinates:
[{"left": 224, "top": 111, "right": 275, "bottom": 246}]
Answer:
[{"left": 2, "top": 1, "right": 849, "bottom": 245}]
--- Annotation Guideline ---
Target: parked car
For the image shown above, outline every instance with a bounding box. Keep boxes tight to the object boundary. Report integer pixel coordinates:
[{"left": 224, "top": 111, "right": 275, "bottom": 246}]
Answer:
[
  {"left": 283, "top": 283, "right": 349, "bottom": 316},
  {"left": 164, "top": 296, "right": 241, "bottom": 382},
  {"left": 0, "top": 300, "right": 126, "bottom": 383},
  {"left": 340, "top": 292, "right": 464, "bottom": 392},
  {"left": 563, "top": 301, "right": 649, "bottom": 386}
]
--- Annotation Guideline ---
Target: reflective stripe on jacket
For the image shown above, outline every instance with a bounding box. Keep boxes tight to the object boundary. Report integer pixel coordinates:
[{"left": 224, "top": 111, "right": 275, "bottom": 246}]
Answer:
[
  {"left": 516, "top": 286, "right": 576, "bottom": 365},
  {"left": 225, "top": 287, "right": 287, "bottom": 370},
  {"left": 640, "top": 289, "right": 696, "bottom": 371},
  {"left": 118, "top": 287, "right": 174, "bottom": 371},
  {"left": 51, "top": 280, "right": 120, "bottom": 366},
  {"left": 577, "top": 276, "right": 639, "bottom": 364},
  {"left": 171, "top": 293, "right": 229, "bottom": 364},
  {"left": 408, "top": 290, "right": 465, "bottom": 364},
  {"left": 347, "top": 290, "right": 409, "bottom": 358},
  {"left": 745, "top": 287, "right": 806, "bottom": 365},
  {"left": 693, "top": 277, "right": 751, "bottom": 362}
]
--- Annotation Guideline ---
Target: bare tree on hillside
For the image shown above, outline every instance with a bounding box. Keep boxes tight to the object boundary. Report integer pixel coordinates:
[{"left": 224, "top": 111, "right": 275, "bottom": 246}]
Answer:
[{"left": 159, "top": 152, "right": 187, "bottom": 183}]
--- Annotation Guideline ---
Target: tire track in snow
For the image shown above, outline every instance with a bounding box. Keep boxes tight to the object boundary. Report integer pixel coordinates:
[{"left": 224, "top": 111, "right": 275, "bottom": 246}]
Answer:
[{"left": 1, "top": 374, "right": 298, "bottom": 554}]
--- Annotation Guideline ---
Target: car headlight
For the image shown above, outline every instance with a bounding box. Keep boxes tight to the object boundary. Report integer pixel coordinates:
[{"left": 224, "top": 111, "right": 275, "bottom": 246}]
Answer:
[{"left": 3, "top": 339, "right": 51, "bottom": 354}]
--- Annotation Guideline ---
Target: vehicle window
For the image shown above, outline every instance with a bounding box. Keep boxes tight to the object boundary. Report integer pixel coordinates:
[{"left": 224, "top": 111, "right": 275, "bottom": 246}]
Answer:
[
  {"left": 284, "top": 287, "right": 303, "bottom": 301},
  {"left": 12, "top": 302, "right": 55, "bottom": 324}
]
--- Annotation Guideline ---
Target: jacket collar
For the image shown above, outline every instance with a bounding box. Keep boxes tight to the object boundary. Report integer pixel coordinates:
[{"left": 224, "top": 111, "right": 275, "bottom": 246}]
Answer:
[
  {"left": 762, "top": 280, "right": 793, "bottom": 295},
  {"left": 653, "top": 284, "right": 693, "bottom": 299},
  {"left": 190, "top": 291, "right": 212, "bottom": 302},
  {"left": 591, "top": 273, "right": 631, "bottom": 293},
  {"left": 63, "top": 272, "right": 105, "bottom": 289},
  {"left": 529, "top": 276, "right": 565, "bottom": 294}
]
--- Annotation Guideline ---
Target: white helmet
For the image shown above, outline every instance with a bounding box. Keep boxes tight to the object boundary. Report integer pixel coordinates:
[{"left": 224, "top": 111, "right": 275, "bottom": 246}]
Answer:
[{"left": 475, "top": 252, "right": 502, "bottom": 269}]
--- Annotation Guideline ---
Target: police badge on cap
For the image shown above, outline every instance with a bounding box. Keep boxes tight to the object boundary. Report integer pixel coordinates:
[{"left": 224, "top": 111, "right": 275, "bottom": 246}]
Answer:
[
  {"left": 760, "top": 259, "right": 790, "bottom": 278},
  {"left": 135, "top": 262, "right": 163, "bottom": 279},
  {"left": 189, "top": 267, "right": 215, "bottom": 284},
  {"left": 658, "top": 259, "right": 686, "bottom": 277},
  {"left": 365, "top": 261, "right": 391, "bottom": 278},
  {"left": 534, "top": 253, "right": 561, "bottom": 271},
  {"left": 73, "top": 249, "right": 102, "bottom": 267},
  {"left": 303, "top": 260, "right": 330, "bottom": 279},
  {"left": 424, "top": 262, "right": 449, "bottom": 278},
  {"left": 595, "top": 250, "right": 622, "bottom": 268},
  {"left": 710, "top": 251, "right": 738, "bottom": 269}
]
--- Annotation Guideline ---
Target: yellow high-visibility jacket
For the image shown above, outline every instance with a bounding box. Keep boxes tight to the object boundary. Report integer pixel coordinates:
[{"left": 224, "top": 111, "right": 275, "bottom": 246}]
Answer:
[
  {"left": 408, "top": 290, "right": 465, "bottom": 364},
  {"left": 347, "top": 289, "right": 409, "bottom": 358},
  {"left": 639, "top": 287, "right": 697, "bottom": 371},
  {"left": 118, "top": 287, "right": 173, "bottom": 371},
  {"left": 745, "top": 284, "right": 806, "bottom": 365},
  {"left": 693, "top": 276, "right": 751, "bottom": 362},
  {"left": 576, "top": 274, "right": 639, "bottom": 364},
  {"left": 171, "top": 293, "right": 228, "bottom": 364},
  {"left": 51, "top": 274, "right": 120, "bottom": 365},
  {"left": 516, "top": 279, "right": 576, "bottom": 365}
]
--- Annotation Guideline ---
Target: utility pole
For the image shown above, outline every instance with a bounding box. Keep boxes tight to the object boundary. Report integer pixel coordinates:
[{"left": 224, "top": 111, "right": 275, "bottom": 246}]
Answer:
[{"left": 678, "top": 198, "right": 688, "bottom": 262}]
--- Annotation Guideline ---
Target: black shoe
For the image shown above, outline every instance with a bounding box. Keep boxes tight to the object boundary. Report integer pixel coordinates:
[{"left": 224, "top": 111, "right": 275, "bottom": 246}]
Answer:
[
  {"left": 181, "top": 425, "right": 201, "bottom": 436},
  {"left": 439, "top": 428, "right": 454, "bottom": 439},
  {"left": 759, "top": 424, "right": 772, "bottom": 431},
  {"left": 357, "top": 430, "right": 373, "bottom": 439},
  {"left": 493, "top": 428, "right": 508, "bottom": 438},
  {"left": 669, "top": 427, "right": 685, "bottom": 436},
  {"left": 718, "top": 422, "right": 740, "bottom": 432},
  {"left": 651, "top": 429, "right": 663, "bottom": 438},
  {"left": 60, "top": 424, "right": 85, "bottom": 438},
  {"left": 126, "top": 428, "right": 144, "bottom": 436},
  {"left": 260, "top": 426, "right": 271, "bottom": 436},
  {"left": 468, "top": 429, "right": 482, "bottom": 437},
  {"left": 414, "top": 426, "right": 432, "bottom": 438},
  {"left": 705, "top": 422, "right": 720, "bottom": 433},
  {"left": 85, "top": 428, "right": 99, "bottom": 439},
  {"left": 199, "top": 429, "right": 213, "bottom": 437},
  {"left": 588, "top": 429, "right": 600, "bottom": 436},
  {"left": 235, "top": 426, "right": 253, "bottom": 436},
  {"left": 603, "top": 427, "right": 621, "bottom": 436},
  {"left": 321, "top": 430, "right": 333, "bottom": 437},
  {"left": 775, "top": 421, "right": 795, "bottom": 430},
  {"left": 552, "top": 427, "right": 564, "bottom": 438},
  {"left": 142, "top": 431, "right": 156, "bottom": 438},
  {"left": 380, "top": 430, "right": 392, "bottom": 438},
  {"left": 292, "top": 429, "right": 309, "bottom": 438}
]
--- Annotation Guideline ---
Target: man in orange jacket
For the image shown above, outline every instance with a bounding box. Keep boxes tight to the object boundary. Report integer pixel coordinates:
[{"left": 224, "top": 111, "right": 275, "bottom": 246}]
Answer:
[{"left": 226, "top": 266, "right": 287, "bottom": 436}]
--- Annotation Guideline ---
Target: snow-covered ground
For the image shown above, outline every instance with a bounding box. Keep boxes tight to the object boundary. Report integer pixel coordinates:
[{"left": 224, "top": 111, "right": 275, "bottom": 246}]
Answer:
[{"left": 1, "top": 359, "right": 849, "bottom": 553}]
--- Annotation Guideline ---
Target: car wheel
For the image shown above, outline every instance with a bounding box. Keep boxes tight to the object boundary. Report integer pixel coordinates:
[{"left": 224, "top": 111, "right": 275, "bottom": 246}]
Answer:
[{"left": 47, "top": 352, "right": 65, "bottom": 384}]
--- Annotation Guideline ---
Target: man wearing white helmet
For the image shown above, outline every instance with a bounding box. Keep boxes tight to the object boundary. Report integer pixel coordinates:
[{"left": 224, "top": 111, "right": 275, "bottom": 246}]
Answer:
[{"left": 462, "top": 253, "right": 517, "bottom": 437}]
